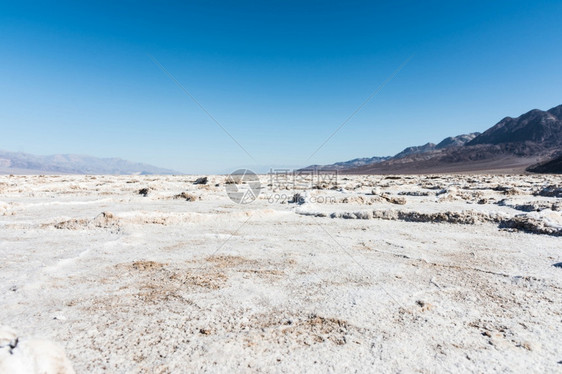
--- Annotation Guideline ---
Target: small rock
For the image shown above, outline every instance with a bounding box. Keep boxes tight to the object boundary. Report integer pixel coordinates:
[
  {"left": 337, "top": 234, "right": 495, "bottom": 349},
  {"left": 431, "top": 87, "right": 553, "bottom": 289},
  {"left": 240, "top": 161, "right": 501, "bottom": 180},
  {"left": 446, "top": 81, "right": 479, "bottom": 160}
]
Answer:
[
  {"left": 520, "top": 340, "right": 541, "bottom": 351},
  {"left": 138, "top": 188, "right": 150, "bottom": 197},
  {"left": 194, "top": 177, "right": 208, "bottom": 185},
  {"left": 535, "top": 185, "right": 562, "bottom": 198},
  {"left": 382, "top": 194, "right": 406, "bottom": 205},
  {"left": 174, "top": 192, "right": 198, "bottom": 201},
  {"left": 289, "top": 193, "right": 306, "bottom": 205},
  {"left": 415, "top": 300, "right": 434, "bottom": 312}
]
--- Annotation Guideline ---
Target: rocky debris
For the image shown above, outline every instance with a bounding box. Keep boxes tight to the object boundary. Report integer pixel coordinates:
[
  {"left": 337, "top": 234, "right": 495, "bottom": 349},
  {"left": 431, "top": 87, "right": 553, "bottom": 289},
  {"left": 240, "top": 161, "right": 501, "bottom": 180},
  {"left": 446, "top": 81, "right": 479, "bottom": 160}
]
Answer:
[
  {"left": 553, "top": 262, "right": 562, "bottom": 268},
  {"left": 130, "top": 261, "right": 166, "bottom": 271},
  {"left": 54, "top": 212, "right": 121, "bottom": 232},
  {"left": 339, "top": 196, "right": 375, "bottom": 205},
  {"left": 382, "top": 194, "right": 407, "bottom": 205},
  {"left": 398, "top": 191, "right": 430, "bottom": 196},
  {"left": 313, "top": 184, "right": 328, "bottom": 190},
  {"left": 329, "top": 209, "right": 496, "bottom": 224},
  {"left": 322, "top": 208, "right": 562, "bottom": 236},
  {"left": 435, "top": 187, "right": 483, "bottom": 202},
  {"left": 503, "top": 188, "right": 521, "bottom": 196},
  {"left": 535, "top": 185, "right": 562, "bottom": 197},
  {"left": 173, "top": 192, "right": 198, "bottom": 201},
  {"left": 296, "top": 211, "right": 328, "bottom": 217},
  {"left": 415, "top": 300, "right": 434, "bottom": 312},
  {"left": 395, "top": 210, "right": 495, "bottom": 225},
  {"left": 138, "top": 187, "right": 150, "bottom": 197},
  {"left": 291, "top": 314, "right": 351, "bottom": 345},
  {"left": 422, "top": 184, "right": 444, "bottom": 190},
  {"left": 436, "top": 187, "right": 482, "bottom": 204},
  {"left": 289, "top": 193, "right": 306, "bottom": 205},
  {"left": 90, "top": 212, "right": 119, "bottom": 229},
  {"left": 494, "top": 186, "right": 521, "bottom": 195},
  {"left": 0, "top": 201, "right": 12, "bottom": 216},
  {"left": 436, "top": 187, "right": 455, "bottom": 196},
  {"left": 240, "top": 313, "right": 355, "bottom": 347},
  {"left": 194, "top": 177, "right": 208, "bottom": 185},
  {"left": 514, "top": 202, "right": 559, "bottom": 212},
  {"left": 332, "top": 211, "right": 374, "bottom": 220},
  {"left": 0, "top": 325, "right": 75, "bottom": 374},
  {"left": 498, "top": 199, "right": 562, "bottom": 212},
  {"left": 500, "top": 215, "right": 562, "bottom": 236},
  {"left": 53, "top": 219, "right": 88, "bottom": 230}
]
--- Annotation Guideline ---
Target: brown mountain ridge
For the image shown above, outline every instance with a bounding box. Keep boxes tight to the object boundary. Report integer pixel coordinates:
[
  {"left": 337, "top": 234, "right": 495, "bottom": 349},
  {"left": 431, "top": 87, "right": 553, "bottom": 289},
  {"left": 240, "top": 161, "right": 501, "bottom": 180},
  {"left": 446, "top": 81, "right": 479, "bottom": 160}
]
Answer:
[{"left": 308, "top": 104, "right": 562, "bottom": 174}]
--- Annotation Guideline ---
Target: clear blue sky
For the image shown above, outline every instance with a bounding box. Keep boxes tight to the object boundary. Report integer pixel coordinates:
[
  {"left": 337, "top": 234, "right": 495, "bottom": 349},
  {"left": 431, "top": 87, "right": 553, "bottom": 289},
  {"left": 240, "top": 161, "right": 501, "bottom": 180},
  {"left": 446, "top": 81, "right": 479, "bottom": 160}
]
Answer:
[{"left": 1, "top": 1, "right": 561, "bottom": 173}]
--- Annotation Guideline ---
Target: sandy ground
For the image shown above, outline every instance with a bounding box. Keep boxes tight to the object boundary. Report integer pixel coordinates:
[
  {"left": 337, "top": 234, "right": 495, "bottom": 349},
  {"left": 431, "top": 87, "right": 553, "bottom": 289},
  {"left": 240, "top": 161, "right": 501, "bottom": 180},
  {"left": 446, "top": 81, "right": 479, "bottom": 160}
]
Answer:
[{"left": 0, "top": 174, "right": 561, "bottom": 373}]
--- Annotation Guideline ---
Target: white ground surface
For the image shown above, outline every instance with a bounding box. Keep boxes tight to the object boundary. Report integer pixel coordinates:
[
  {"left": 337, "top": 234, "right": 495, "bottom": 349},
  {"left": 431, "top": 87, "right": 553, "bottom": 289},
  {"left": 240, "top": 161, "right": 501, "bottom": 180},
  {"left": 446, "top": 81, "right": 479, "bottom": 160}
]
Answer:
[{"left": 0, "top": 174, "right": 561, "bottom": 373}]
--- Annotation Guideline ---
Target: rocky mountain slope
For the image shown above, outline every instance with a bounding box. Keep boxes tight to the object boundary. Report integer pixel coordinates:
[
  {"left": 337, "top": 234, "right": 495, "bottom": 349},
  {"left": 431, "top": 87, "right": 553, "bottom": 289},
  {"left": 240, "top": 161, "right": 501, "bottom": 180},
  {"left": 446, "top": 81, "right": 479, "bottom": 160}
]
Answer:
[
  {"left": 436, "top": 132, "right": 481, "bottom": 149},
  {"left": 468, "top": 106, "right": 562, "bottom": 146},
  {"left": 309, "top": 104, "right": 562, "bottom": 174},
  {"left": 305, "top": 156, "right": 391, "bottom": 171}
]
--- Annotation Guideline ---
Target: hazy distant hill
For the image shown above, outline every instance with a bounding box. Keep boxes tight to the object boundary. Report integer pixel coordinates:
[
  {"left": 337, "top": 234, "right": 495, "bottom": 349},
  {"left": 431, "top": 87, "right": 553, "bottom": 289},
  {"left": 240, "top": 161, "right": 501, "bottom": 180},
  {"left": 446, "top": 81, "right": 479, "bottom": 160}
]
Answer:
[
  {"left": 0, "top": 150, "right": 179, "bottom": 175},
  {"left": 305, "top": 156, "right": 391, "bottom": 171},
  {"left": 308, "top": 104, "right": 562, "bottom": 174},
  {"left": 303, "top": 132, "right": 480, "bottom": 172}
]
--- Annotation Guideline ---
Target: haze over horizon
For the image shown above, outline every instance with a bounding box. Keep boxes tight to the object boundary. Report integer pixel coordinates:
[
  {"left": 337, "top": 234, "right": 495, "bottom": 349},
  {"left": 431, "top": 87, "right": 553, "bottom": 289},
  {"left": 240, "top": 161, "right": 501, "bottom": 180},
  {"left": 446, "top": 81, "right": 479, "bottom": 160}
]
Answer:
[{"left": 2, "top": 1, "right": 561, "bottom": 174}]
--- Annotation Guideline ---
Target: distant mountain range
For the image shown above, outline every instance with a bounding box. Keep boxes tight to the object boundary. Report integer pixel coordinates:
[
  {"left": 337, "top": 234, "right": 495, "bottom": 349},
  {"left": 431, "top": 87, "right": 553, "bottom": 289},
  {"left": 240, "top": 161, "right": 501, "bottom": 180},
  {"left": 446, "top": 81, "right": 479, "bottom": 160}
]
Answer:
[
  {"left": 3, "top": 104, "right": 561, "bottom": 175},
  {"left": 391, "top": 132, "right": 481, "bottom": 159},
  {"left": 305, "top": 104, "right": 562, "bottom": 174},
  {"left": 306, "top": 156, "right": 391, "bottom": 171},
  {"left": 0, "top": 151, "right": 179, "bottom": 175}
]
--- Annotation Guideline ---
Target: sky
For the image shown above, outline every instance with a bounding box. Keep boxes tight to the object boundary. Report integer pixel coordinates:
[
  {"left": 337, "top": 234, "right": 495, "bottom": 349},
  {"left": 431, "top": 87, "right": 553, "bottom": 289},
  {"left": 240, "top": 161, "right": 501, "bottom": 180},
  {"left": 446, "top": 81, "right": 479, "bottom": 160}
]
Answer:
[{"left": 1, "top": 0, "right": 561, "bottom": 174}]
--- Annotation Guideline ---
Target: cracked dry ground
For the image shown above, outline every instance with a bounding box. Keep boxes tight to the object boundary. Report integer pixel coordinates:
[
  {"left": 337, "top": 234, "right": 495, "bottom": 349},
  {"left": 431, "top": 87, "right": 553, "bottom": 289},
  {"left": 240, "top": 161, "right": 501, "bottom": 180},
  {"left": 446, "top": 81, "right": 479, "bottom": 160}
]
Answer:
[{"left": 0, "top": 174, "right": 561, "bottom": 372}]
